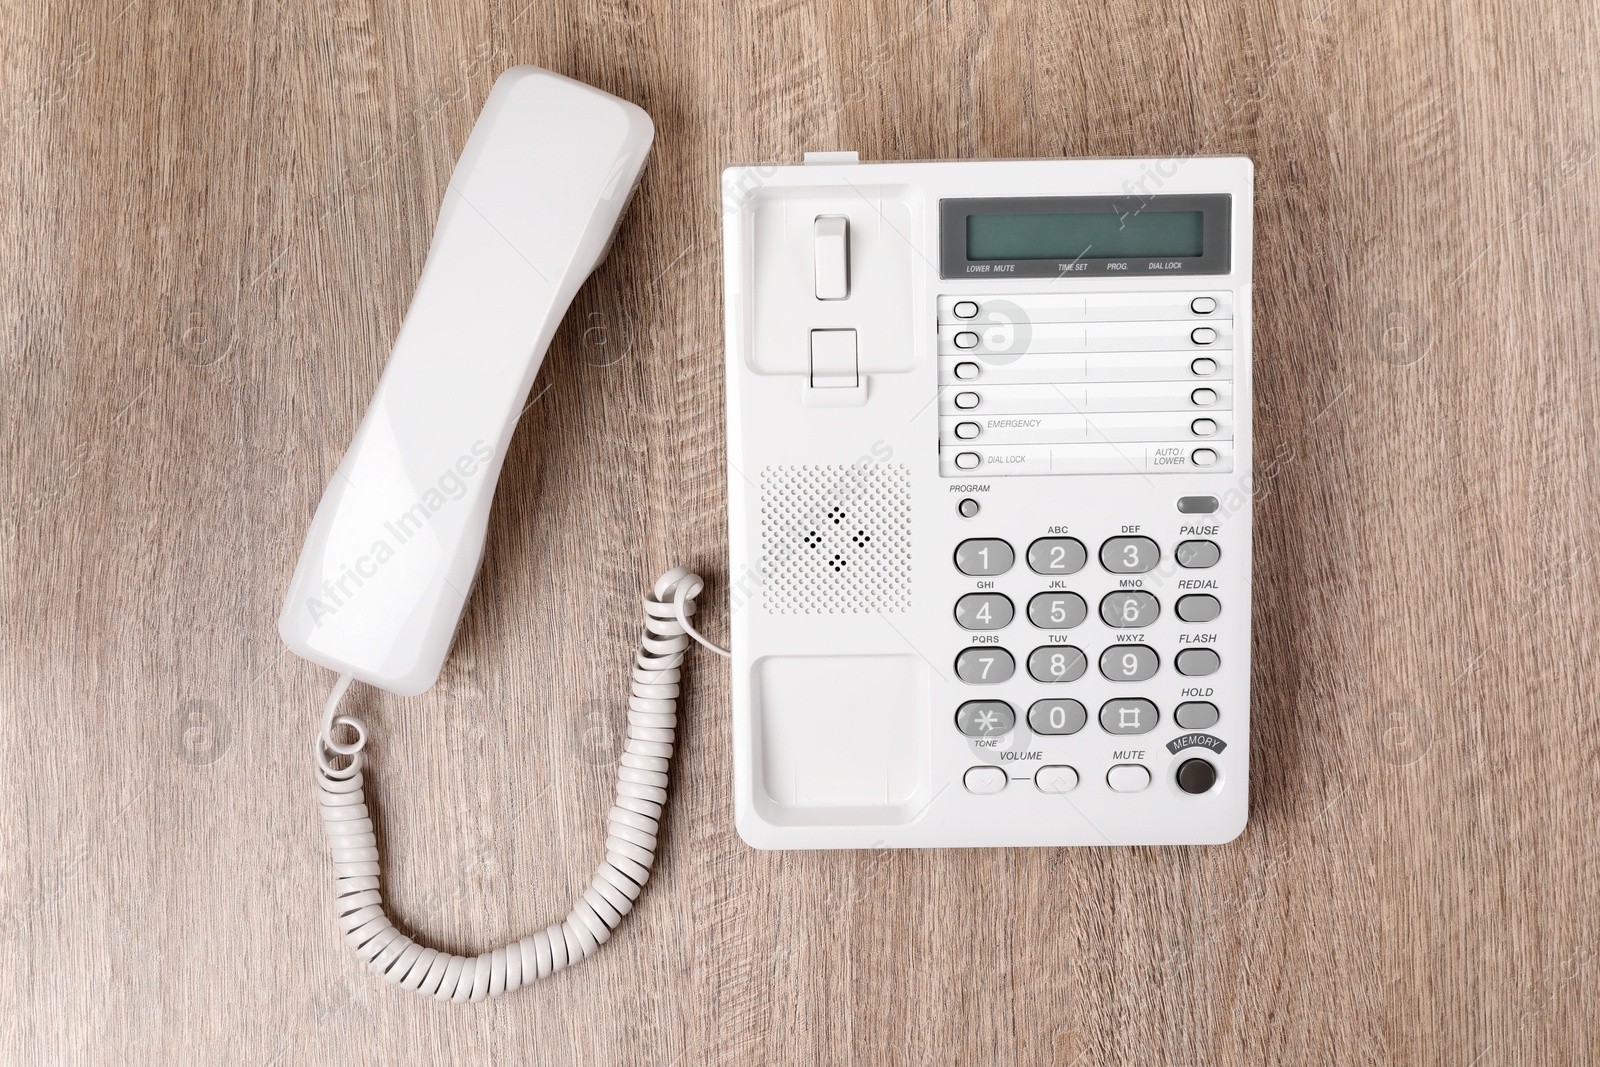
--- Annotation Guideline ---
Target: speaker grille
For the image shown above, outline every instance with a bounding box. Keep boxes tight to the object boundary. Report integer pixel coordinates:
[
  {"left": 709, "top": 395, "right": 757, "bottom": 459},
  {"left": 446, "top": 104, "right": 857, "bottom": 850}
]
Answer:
[{"left": 760, "top": 464, "right": 911, "bottom": 614}]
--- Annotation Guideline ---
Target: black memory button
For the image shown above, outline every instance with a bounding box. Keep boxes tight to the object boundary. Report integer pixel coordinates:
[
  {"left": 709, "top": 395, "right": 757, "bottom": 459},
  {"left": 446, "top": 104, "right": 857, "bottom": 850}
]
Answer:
[{"left": 1176, "top": 758, "right": 1218, "bottom": 794}]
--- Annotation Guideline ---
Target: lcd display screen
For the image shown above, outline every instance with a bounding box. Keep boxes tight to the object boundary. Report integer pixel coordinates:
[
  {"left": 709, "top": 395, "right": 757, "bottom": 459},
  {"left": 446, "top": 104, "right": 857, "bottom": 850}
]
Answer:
[{"left": 966, "top": 210, "right": 1205, "bottom": 261}]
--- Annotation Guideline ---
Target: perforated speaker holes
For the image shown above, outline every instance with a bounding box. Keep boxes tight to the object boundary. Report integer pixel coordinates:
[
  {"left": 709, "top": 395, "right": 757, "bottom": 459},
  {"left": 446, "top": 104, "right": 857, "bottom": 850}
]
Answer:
[{"left": 759, "top": 464, "right": 911, "bottom": 614}]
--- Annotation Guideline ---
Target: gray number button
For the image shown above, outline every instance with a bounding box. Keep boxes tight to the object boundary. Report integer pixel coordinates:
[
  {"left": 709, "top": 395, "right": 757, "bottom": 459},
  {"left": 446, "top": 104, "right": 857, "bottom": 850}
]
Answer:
[
  {"left": 1176, "top": 539, "right": 1220, "bottom": 569},
  {"left": 1026, "top": 537, "right": 1087, "bottom": 574},
  {"left": 1099, "top": 536, "right": 1160, "bottom": 573},
  {"left": 1027, "top": 645, "right": 1087, "bottom": 682},
  {"left": 1028, "top": 699, "right": 1087, "bottom": 735},
  {"left": 1176, "top": 594, "right": 1221, "bottom": 622},
  {"left": 955, "top": 538, "right": 1015, "bottom": 575},
  {"left": 1175, "top": 701, "right": 1220, "bottom": 729},
  {"left": 956, "top": 700, "right": 1016, "bottom": 737},
  {"left": 1100, "top": 698, "right": 1159, "bottom": 735},
  {"left": 954, "top": 593, "right": 1014, "bottom": 630},
  {"left": 954, "top": 647, "right": 1015, "bottom": 684},
  {"left": 1099, "top": 644, "right": 1159, "bottom": 681},
  {"left": 1100, "top": 591, "right": 1160, "bottom": 627},
  {"left": 1176, "top": 649, "right": 1220, "bottom": 676},
  {"left": 1027, "top": 592, "right": 1087, "bottom": 629}
]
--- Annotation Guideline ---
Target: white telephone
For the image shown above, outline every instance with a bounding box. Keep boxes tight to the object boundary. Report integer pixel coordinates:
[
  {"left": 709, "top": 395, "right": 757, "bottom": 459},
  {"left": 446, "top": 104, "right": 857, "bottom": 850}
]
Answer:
[
  {"left": 283, "top": 67, "right": 1256, "bottom": 1003},
  {"left": 280, "top": 67, "right": 725, "bottom": 1002},
  {"left": 722, "top": 154, "right": 1253, "bottom": 848}
]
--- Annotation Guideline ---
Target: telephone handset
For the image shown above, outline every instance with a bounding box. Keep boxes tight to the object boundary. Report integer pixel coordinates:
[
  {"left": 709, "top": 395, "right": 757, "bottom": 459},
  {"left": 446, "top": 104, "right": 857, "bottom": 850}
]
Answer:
[{"left": 280, "top": 67, "right": 725, "bottom": 1001}]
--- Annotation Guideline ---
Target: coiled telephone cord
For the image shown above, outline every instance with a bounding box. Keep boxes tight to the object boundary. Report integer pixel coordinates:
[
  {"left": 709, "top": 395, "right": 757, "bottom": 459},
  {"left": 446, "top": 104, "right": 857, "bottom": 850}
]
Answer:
[{"left": 312, "top": 567, "right": 727, "bottom": 1001}]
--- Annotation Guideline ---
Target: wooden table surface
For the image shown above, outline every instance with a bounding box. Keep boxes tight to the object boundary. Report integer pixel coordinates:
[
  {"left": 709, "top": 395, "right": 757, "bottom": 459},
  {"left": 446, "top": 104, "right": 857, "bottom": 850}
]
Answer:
[{"left": 4, "top": 0, "right": 1598, "bottom": 1064}]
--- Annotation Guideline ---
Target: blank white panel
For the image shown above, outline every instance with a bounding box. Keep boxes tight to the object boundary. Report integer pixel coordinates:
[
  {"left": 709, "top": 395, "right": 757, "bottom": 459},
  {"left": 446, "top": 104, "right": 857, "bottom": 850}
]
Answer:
[{"left": 754, "top": 654, "right": 929, "bottom": 816}]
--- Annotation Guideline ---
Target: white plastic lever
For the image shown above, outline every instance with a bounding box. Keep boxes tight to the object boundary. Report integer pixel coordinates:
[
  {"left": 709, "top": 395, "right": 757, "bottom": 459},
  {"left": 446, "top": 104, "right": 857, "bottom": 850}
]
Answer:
[{"left": 814, "top": 215, "right": 849, "bottom": 299}]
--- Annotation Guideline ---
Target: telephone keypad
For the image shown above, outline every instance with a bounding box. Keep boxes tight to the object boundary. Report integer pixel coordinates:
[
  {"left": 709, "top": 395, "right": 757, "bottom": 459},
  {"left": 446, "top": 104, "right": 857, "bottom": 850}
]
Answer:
[
  {"left": 1099, "top": 644, "right": 1159, "bottom": 681},
  {"left": 1099, "top": 698, "right": 1159, "bottom": 735},
  {"left": 1099, "top": 536, "right": 1160, "bottom": 573},
  {"left": 1028, "top": 699, "right": 1087, "bottom": 735},
  {"left": 954, "top": 593, "right": 1014, "bottom": 630},
  {"left": 1026, "top": 537, "right": 1087, "bottom": 574},
  {"left": 1100, "top": 591, "right": 1160, "bottom": 627},
  {"left": 954, "top": 647, "right": 1015, "bottom": 684},
  {"left": 955, "top": 700, "right": 1015, "bottom": 736},
  {"left": 955, "top": 538, "right": 1014, "bottom": 575},
  {"left": 1027, "top": 645, "right": 1087, "bottom": 683},
  {"left": 951, "top": 530, "right": 1231, "bottom": 797},
  {"left": 1027, "top": 592, "right": 1087, "bottom": 629}
]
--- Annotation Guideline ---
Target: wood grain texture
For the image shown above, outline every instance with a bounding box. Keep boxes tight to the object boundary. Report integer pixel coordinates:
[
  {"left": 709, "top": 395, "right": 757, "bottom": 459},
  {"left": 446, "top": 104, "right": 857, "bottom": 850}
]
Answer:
[{"left": 3, "top": 0, "right": 1598, "bottom": 1063}]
